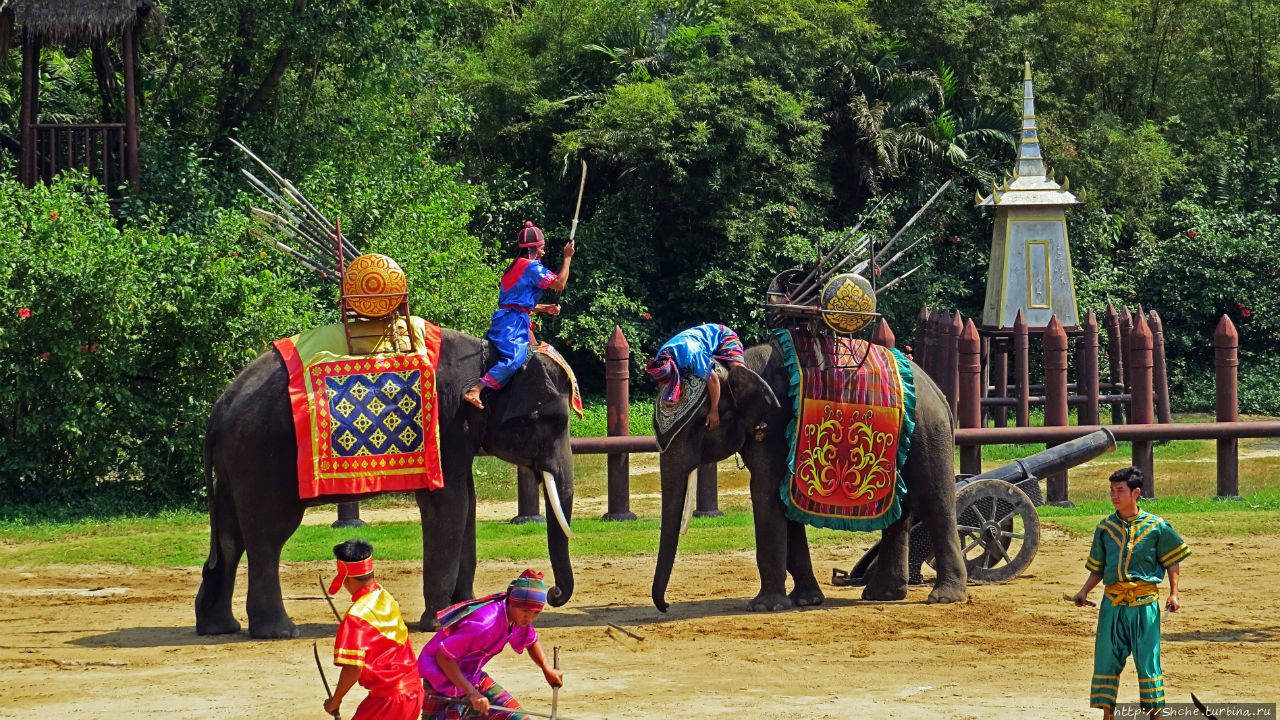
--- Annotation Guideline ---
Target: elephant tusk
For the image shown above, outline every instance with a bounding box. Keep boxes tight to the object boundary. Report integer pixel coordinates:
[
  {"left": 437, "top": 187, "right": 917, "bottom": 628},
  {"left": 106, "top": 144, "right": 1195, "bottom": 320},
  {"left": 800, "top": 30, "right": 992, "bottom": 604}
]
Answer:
[
  {"left": 679, "top": 469, "right": 697, "bottom": 536},
  {"left": 541, "top": 471, "right": 573, "bottom": 539}
]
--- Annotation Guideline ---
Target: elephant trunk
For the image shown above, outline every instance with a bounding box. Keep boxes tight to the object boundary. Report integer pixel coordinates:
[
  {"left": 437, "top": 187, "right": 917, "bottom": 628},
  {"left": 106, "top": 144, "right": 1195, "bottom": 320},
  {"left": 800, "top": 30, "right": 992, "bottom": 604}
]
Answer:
[{"left": 652, "top": 469, "right": 694, "bottom": 613}]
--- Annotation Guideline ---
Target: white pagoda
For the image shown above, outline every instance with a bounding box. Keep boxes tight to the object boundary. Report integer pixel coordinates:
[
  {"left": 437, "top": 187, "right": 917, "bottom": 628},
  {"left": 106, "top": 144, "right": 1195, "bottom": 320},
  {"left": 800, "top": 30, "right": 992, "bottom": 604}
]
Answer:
[{"left": 976, "top": 62, "right": 1080, "bottom": 331}]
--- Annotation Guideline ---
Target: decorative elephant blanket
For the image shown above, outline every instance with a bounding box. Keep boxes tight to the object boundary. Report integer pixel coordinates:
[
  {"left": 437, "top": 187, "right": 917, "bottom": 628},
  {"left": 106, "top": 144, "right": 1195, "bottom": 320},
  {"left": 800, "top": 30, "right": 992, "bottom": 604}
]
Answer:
[
  {"left": 273, "top": 317, "right": 444, "bottom": 499},
  {"left": 532, "top": 342, "right": 585, "bottom": 419},
  {"left": 772, "top": 328, "right": 917, "bottom": 532}
]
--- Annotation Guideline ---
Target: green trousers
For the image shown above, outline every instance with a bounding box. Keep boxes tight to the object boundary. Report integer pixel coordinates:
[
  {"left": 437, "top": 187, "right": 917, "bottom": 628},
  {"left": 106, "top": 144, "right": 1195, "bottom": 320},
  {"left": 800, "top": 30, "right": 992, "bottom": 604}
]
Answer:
[{"left": 1090, "top": 597, "right": 1164, "bottom": 710}]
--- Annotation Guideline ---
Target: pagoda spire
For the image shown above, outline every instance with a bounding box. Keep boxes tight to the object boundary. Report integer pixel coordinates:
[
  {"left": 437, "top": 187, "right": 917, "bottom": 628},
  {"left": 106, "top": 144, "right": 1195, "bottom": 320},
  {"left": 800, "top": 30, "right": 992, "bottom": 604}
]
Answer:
[{"left": 1017, "top": 61, "right": 1046, "bottom": 178}]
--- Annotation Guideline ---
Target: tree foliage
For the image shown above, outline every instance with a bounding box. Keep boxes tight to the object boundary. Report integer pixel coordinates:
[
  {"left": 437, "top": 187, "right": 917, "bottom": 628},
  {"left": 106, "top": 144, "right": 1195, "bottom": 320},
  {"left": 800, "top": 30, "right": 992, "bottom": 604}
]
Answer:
[{"left": 1, "top": 0, "right": 1279, "bottom": 510}]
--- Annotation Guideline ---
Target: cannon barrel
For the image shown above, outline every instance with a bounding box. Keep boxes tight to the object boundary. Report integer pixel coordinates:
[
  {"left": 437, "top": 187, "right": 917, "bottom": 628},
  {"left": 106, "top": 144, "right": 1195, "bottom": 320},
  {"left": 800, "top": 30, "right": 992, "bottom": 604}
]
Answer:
[{"left": 960, "top": 428, "right": 1117, "bottom": 488}]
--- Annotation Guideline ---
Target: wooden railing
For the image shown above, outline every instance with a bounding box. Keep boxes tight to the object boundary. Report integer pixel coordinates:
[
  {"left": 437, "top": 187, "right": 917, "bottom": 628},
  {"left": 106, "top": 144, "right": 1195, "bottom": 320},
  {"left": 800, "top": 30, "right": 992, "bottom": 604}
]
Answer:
[{"left": 30, "top": 123, "right": 130, "bottom": 194}]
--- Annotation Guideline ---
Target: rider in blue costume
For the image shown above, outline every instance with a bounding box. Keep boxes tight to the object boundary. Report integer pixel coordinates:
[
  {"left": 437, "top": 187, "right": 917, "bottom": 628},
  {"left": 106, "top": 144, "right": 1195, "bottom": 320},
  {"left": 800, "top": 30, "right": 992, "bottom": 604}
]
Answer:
[{"left": 464, "top": 222, "right": 574, "bottom": 409}]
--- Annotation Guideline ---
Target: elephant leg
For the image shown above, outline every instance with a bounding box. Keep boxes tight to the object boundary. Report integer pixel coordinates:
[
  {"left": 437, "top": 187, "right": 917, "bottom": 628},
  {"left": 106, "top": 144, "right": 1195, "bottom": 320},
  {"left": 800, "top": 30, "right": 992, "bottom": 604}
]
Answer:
[
  {"left": 415, "top": 471, "right": 472, "bottom": 631},
  {"left": 915, "top": 481, "right": 968, "bottom": 605},
  {"left": 452, "top": 470, "right": 478, "bottom": 605},
  {"left": 195, "top": 482, "right": 245, "bottom": 635},
  {"left": 863, "top": 512, "right": 912, "bottom": 601},
  {"left": 746, "top": 469, "right": 793, "bottom": 612},
  {"left": 785, "top": 519, "right": 824, "bottom": 607},
  {"left": 243, "top": 502, "right": 306, "bottom": 639}
]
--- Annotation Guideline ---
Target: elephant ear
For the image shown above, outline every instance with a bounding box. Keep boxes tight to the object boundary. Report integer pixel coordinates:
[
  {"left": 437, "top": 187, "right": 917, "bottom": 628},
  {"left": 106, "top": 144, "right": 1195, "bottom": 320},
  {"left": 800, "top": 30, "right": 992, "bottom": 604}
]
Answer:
[
  {"left": 499, "top": 354, "right": 562, "bottom": 425},
  {"left": 726, "top": 363, "right": 780, "bottom": 425}
]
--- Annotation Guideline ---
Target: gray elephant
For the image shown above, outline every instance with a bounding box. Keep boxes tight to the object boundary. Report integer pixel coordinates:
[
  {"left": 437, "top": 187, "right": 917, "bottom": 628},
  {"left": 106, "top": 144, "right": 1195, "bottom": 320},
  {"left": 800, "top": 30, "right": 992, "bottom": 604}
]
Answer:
[
  {"left": 651, "top": 341, "right": 967, "bottom": 613},
  {"left": 194, "top": 328, "right": 576, "bottom": 638}
]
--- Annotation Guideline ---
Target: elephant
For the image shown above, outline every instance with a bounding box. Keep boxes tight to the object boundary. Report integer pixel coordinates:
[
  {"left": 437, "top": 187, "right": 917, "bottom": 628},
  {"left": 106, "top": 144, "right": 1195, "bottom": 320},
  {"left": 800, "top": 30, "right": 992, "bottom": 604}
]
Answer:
[
  {"left": 194, "top": 327, "right": 576, "bottom": 638},
  {"left": 650, "top": 341, "right": 967, "bottom": 613}
]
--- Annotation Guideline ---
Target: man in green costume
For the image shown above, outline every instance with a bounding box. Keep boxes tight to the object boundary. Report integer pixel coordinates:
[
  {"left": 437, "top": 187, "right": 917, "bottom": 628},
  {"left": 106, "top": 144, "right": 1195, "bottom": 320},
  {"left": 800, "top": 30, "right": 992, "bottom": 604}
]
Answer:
[{"left": 1072, "top": 467, "right": 1191, "bottom": 719}]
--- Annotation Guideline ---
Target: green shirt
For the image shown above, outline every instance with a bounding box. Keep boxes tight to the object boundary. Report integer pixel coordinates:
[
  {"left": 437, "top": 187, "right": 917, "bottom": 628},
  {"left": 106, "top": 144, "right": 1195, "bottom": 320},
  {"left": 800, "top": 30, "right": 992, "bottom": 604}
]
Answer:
[{"left": 1085, "top": 509, "right": 1190, "bottom": 586}]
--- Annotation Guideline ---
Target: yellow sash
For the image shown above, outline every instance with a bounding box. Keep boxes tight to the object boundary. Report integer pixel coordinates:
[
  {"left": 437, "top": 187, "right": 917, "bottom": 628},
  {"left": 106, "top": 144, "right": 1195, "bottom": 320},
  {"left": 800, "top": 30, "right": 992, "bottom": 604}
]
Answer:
[{"left": 1104, "top": 581, "right": 1159, "bottom": 606}]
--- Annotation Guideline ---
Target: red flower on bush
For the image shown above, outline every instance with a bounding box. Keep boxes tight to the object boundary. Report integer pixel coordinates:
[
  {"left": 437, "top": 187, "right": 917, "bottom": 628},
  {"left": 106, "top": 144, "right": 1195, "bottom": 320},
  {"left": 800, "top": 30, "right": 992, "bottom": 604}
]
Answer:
[
  {"left": 643, "top": 313, "right": 651, "bottom": 320},
  {"left": 38, "top": 352, "right": 50, "bottom": 361},
  {"left": 1188, "top": 230, "right": 1196, "bottom": 238},
  {"left": 1242, "top": 309, "right": 1252, "bottom": 318},
  {"left": 49, "top": 211, "right": 58, "bottom": 220},
  {"left": 788, "top": 205, "right": 797, "bottom": 215},
  {"left": 951, "top": 237, "right": 959, "bottom": 244},
  {"left": 18, "top": 307, "right": 31, "bottom": 318}
]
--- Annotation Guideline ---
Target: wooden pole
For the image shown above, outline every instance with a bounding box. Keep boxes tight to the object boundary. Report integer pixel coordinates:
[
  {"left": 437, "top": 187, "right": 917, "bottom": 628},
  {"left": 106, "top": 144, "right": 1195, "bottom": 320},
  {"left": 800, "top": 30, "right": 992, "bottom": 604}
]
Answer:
[
  {"left": 1150, "top": 310, "right": 1172, "bottom": 424},
  {"left": 1013, "top": 310, "right": 1030, "bottom": 427},
  {"left": 512, "top": 467, "right": 545, "bottom": 524},
  {"left": 603, "top": 326, "right": 637, "bottom": 520},
  {"left": 20, "top": 29, "right": 40, "bottom": 187},
  {"left": 694, "top": 462, "right": 722, "bottom": 518},
  {"left": 1044, "top": 315, "right": 1071, "bottom": 505},
  {"left": 1080, "top": 310, "right": 1100, "bottom": 426},
  {"left": 1129, "top": 314, "right": 1155, "bottom": 496},
  {"left": 1215, "top": 315, "right": 1241, "bottom": 500},
  {"left": 914, "top": 305, "right": 930, "bottom": 371},
  {"left": 332, "top": 501, "right": 366, "bottom": 528},
  {"left": 1104, "top": 304, "right": 1124, "bottom": 425},
  {"left": 1118, "top": 307, "right": 1134, "bottom": 422},
  {"left": 123, "top": 24, "right": 140, "bottom": 188},
  {"left": 870, "top": 318, "right": 895, "bottom": 348},
  {"left": 958, "top": 319, "right": 983, "bottom": 476},
  {"left": 945, "top": 311, "right": 962, "bottom": 420},
  {"left": 992, "top": 337, "right": 1009, "bottom": 427}
]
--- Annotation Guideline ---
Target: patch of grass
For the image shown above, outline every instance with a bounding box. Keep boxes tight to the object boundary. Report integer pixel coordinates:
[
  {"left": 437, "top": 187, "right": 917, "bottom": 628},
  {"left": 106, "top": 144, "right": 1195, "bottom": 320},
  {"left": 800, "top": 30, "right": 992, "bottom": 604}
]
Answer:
[
  {"left": 1039, "top": 491, "right": 1280, "bottom": 537},
  {"left": 0, "top": 511, "right": 856, "bottom": 568}
]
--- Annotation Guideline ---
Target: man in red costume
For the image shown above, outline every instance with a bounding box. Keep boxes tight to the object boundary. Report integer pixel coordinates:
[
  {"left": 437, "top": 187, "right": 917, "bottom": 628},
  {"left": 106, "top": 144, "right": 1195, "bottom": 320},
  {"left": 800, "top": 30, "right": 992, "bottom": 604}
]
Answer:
[{"left": 324, "top": 539, "right": 425, "bottom": 720}]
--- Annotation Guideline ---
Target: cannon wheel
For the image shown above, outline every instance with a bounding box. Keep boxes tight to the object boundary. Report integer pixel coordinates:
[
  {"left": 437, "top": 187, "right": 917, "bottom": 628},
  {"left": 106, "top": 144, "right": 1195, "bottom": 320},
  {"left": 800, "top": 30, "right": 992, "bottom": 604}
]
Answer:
[{"left": 953, "top": 479, "right": 1040, "bottom": 583}]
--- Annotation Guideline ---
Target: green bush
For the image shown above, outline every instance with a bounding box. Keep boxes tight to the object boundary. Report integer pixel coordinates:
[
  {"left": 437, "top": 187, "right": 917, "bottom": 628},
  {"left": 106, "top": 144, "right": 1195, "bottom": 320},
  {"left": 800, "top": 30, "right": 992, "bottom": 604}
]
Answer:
[{"left": 0, "top": 174, "right": 326, "bottom": 509}]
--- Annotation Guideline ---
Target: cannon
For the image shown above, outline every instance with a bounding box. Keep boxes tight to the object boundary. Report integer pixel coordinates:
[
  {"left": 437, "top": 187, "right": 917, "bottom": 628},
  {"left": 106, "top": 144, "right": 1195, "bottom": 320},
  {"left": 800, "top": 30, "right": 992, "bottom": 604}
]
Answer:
[{"left": 832, "top": 428, "right": 1118, "bottom": 587}]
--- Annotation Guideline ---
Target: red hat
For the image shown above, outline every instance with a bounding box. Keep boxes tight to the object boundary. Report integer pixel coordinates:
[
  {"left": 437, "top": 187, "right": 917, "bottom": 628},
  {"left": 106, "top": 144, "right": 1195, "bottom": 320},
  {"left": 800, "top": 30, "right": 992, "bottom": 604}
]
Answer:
[
  {"left": 327, "top": 556, "right": 374, "bottom": 595},
  {"left": 517, "top": 221, "right": 545, "bottom": 248}
]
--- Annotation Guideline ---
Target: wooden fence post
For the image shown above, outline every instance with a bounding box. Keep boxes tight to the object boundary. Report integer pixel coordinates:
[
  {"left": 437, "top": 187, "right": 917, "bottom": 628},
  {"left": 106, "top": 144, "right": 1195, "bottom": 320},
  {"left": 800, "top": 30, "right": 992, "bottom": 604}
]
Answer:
[
  {"left": 1013, "top": 310, "right": 1030, "bottom": 427},
  {"left": 333, "top": 501, "right": 366, "bottom": 528},
  {"left": 1129, "top": 313, "right": 1155, "bottom": 497},
  {"left": 1080, "top": 310, "right": 1100, "bottom": 426},
  {"left": 603, "top": 326, "right": 638, "bottom": 520},
  {"left": 1044, "top": 315, "right": 1072, "bottom": 505},
  {"left": 958, "top": 319, "right": 983, "bottom": 476},
  {"left": 992, "top": 337, "right": 1009, "bottom": 427},
  {"left": 1215, "top": 315, "right": 1242, "bottom": 500},
  {"left": 1150, "top": 310, "right": 1172, "bottom": 424},
  {"left": 1104, "top": 304, "right": 1125, "bottom": 425}
]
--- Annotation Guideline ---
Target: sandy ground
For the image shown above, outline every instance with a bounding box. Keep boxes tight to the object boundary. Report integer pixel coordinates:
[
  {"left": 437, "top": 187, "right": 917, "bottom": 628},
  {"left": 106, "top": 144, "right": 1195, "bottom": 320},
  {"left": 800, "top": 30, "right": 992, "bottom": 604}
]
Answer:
[{"left": 1, "top": 520, "right": 1277, "bottom": 719}]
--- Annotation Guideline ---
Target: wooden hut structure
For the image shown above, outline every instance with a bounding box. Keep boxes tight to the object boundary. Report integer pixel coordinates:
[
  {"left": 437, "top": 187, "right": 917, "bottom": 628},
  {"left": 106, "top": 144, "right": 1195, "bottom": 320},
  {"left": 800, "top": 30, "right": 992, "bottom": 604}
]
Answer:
[{"left": 2, "top": 0, "right": 155, "bottom": 196}]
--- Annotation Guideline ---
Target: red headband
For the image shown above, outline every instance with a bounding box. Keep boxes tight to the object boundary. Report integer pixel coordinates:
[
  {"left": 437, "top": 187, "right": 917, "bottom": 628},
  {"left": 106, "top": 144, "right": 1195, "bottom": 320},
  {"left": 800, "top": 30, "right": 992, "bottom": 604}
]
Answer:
[
  {"left": 517, "top": 221, "right": 545, "bottom": 248},
  {"left": 327, "top": 557, "right": 374, "bottom": 595}
]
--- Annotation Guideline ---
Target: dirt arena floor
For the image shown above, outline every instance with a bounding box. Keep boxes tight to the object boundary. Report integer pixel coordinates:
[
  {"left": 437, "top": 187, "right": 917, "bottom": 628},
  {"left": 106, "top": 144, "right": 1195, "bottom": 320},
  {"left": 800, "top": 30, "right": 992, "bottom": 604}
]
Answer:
[{"left": 1, "top": 515, "right": 1277, "bottom": 719}]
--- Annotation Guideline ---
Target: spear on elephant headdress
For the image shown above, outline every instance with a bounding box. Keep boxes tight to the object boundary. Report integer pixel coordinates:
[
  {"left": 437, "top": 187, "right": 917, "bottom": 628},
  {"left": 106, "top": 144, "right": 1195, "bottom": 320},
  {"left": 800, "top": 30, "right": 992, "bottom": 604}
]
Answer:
[
  {"left": 230, "top": 138, "right": 362, "bottom": 283},
  {"left": 569, "top": 159, "right": 587, "bottom": 243}
]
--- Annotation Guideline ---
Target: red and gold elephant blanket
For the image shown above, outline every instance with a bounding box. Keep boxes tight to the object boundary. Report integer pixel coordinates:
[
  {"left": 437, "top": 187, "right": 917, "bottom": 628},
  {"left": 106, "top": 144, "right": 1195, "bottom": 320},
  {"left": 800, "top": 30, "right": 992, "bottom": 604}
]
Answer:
[
  {"left": 274, "top": 317, "right": 444, "bottom": 499},
  {"left": 772, "top": 328, "right": 917, "bottom": 532}
]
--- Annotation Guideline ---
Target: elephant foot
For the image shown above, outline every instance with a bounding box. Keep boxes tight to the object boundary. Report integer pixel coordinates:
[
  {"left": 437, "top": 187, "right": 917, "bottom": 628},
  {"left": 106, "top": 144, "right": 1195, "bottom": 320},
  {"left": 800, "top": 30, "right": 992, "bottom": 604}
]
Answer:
[
  {"left": 418, "top": 611, "right": 441, "bottom": 632},
  {"left": 248, "top": 618, "right": 299, "bottom": 639},
  {"left": 747, "top": 592, "right": 793, "bottom": 612},
  {"left": 861, "top": 583, "right": 908, "bottom": 602},
  {"left": 926, "top": 581, "right": 967, "bottom": 604},
  {"left": 195, "top": 614, "right": 242, "bottom": 636},
  {"left": 789, "top": 586, "right": 825, "bottom": 608}
]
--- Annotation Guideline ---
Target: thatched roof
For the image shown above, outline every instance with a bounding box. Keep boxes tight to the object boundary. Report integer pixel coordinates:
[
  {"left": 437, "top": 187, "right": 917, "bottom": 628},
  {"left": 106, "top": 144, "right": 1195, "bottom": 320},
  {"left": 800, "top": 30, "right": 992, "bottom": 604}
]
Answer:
[{"left": 1, "top": 0, "right": 154, "bottom": 45}]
